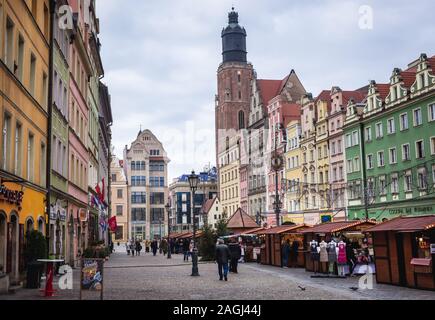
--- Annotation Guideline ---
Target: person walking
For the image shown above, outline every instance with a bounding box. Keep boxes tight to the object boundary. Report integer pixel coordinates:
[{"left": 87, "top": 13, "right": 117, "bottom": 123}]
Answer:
[
  {"left": 126, "top": 242, "right": 130, "bottom": 256},
  {"left": 146, "top": 239, "right": 150, "bottom": 253},
  {"left": 162, "top": 239, "right": 168, "bottom": 256},
  {"left": 136, "top": 240, "right": 142, "bottom": 256},
  {"left": 215, "top": 238, "right": 231, "bottom": 281},
  {"left": 282, "top": 240, "right": 291, "bottom": 268},
  {"left": 183, "top": 239, "right": 190, "bottom": 261},
  {"left": 228, "top": 239, "right": 241, "bottom": 273},
  {"left": 240, "top": 243, "right": 246, "bottom": 263},
  {"left": 151, "top": 239, "right": 158, "bottom": 256},
  {"left": 290, "top": 239, "right": 300, "bottom": 268},
  {"left": 130, "top": 241, "right": 135, "bottom": 257}
]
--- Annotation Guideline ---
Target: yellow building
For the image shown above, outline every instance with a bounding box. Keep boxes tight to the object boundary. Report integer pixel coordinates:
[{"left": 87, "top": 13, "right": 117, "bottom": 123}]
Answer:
[
  {"left": 283, "top": 119, "right": 304, "bottom": 224},
  {"left": 218, "top": 135, "right": 241, "bottom": 218},
  {"left": 314, "top": 91, "right": 333, "bottom": 223},
  {"left": 0, "top": 0, "right": 50, "bottom": 282}
]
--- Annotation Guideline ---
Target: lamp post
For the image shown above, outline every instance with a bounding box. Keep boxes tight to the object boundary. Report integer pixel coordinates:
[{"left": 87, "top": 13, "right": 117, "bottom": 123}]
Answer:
[
  {"left": 188, "top": 171, "right": 200, "bottom": 277},
  {"left": 165, "top": 202, "right": 171, "bottom": 259},
  {"left": 271, "top": 125, "right": 284, "bottom": 227}
]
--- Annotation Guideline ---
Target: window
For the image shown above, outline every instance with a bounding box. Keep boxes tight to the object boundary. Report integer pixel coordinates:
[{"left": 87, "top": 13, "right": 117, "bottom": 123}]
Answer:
[
  {"left": 402, "top": 144, "right": 411, "bottom": 161},
  {"left": 347, "top": 159, "right": 353, "bottom": 173},
  {"left": 375, "top": 122, "right": 383, "bottom": 139},
  {"left": 117, "top": 189, "right": 123, "bottom": 199},
  {"left": 42, "top": 72, "right": 48, "bottom": 108},
  {"left": 131, "top": 208, "right": 146, "bottom": 221},
  {"left": 352, "top": 131, "right": 359, "bottom": 146},
  {"left": 40, "top": 143, "right": 46, "bottom": 186},
  {"left": 131, "top": 192, "right": 146, "bottom": 204},
  {"left": 365, "top": 127, "right": 372, "bottom": 142},
  {"left": 337, "top": 140, "right": 342, "bottom": 153},
  {"left": 116, "top": 205, "right": 123, "bottom": 216},
  {"left": 429, "top": 104, "right": 435, "bottom": 122},
  {"left": 131, "top": 176, "right": 146, "bottom": 186},
  {"left": 387, "top": 118, "right": 395, "bottom": 134},
  {"left": 151, "top": 208, "right": 164, "bottom": 223},
  {"left": 400, "top": 113, "right": 409, "bottom": 131},
  {"left": 5, "top": 17, "right": 14, "bottom": 71},
  {"left": 43, "top": 4, "right": 49, "bottom": 39},
  {"left": 111, "top": 174, "right": 117, "bottom": 182},
  {"left": 391, "top": 174, "right": 399, "bottom": 194},
  {"left": 366, "top": 154, "right": 373, "bottom": 169},
  {"left": 149, "top": 161, "right": 164, "bottom": 172},
  {"left": 17, "top": 34, "right": 25, "bottom": 81},
  {"left": 331, "top": 142, "right": 336, "bottom": 155},
  {"left": 413, "top": 108, "right": 422, "bottom": 126},
  {"left": 418, "top": 168, "right": 427, "bottom": 190},
  {"left": 345, "top": 134, "right": 352, "bottom": 148},
  {"left": 431, "top": 137, "right": 435, "bottom": 155},
  {"left": 404, "top": 172, "right": 412, "bottom": 192},
  {"left": 29, "top": 53, "right": 36, "bottom": 96},
  {"left": 2, "top": 114, "right": 11, "bottom": 171},
  {"left": 14, "top": 122, "right": 22, "bottom": 175},
  {"left": 379, "top": 176, "right": 387, "bottom": 195},
  {"left": 377, "top": 151, "right": 385, "bottom": 167},
  {"left": 389, "top": 148, "right": 397, "bottom": 164},
  {"left": 150, "top": 193, "right": 165, "bottom": 205},
  {"left": 416, "top": 140, "right": 425, "bottom": 159},
  {"left": 354, "top": 157, "right": 360, "bottom": 172},
  {"left": 27, "top": 133, "right": 34, "bottom": 182}
]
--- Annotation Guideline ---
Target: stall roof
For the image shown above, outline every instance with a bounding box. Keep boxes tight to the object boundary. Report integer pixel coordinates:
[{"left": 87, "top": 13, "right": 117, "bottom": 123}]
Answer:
[
  {"left": 261, "top": 224, "right": 311, "bottom": 235},
  {"left": 244, "top": 227, "right": 266, "bottom": 235},
  {"left": 178, "top": 231, "right": 204, "bottom": 239},
  {"left": 366, "top": 215, "right": 435, "bottom": 233},
  {"left": 301, "top": 220, "right": 377, "bottom": 234},
  {"left": 227, "top": 208, "right": 260, "bottom": 229},
  {"left": 169, "top": 232, "right": 190, "bottom": 239}
]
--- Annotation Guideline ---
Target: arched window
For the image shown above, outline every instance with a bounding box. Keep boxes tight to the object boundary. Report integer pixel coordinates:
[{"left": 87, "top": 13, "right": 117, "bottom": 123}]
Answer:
[{"left": 238, "top": 111, "right": 245, "bottom": 129}]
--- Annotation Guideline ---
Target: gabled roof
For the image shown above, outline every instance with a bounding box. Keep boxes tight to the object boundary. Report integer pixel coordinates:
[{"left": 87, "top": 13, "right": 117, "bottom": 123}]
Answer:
[
  {"left": 260, "top": 224, "right": 311, "bottom": 235},
  {"left": 281, "top": 103, "right": 301, "bottom": 126},
  {"left": 400, "top": 70, "right": 417, "bottom": 88},
  {"left": 341, "top": 90, "right": 367, "bottom": 105},
  {"left": 366, "top": 215, "right": 435, "bottom": 233},
  {"left": 371, "top": 83, "right": 390, "bottom": 100},
  {"left": 257, "top": 79, "right": 282, "bottom": 106},
  {"left": 227, "top": 208, "right": 259, "bottom": 229},
  {"left": 201, "top": 197, "right": 218, "bottom": 214}
]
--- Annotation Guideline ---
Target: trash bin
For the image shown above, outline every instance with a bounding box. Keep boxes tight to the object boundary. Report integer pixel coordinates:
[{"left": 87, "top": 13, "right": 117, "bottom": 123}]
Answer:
[{"left": 26, "top": 262, "right": 43, "bottom": 289}]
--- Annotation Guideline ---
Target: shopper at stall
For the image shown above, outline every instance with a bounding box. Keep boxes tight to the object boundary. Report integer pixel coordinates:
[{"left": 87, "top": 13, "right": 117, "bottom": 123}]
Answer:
[
  {"left": 290, "top": 239, "right": 300, "bottom": 268},
  {"left": 282, "top": 240, "right": 291, "bottom": 268},
  {"left": 228, "top": 239, "right": 241, "bottom": 273},
  {"left": 346, "top": 239, "right": 356, "bottom": 275}
]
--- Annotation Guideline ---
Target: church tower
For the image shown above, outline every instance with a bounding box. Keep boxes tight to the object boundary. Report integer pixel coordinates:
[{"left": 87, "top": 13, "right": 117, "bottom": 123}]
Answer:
[{"left": 216, "top": 8, "right": 253, "bottom": 163}]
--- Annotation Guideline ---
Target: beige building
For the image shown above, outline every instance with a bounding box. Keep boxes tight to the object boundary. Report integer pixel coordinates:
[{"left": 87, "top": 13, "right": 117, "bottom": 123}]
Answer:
[
  {"left": 123, "top": 130, "right": 170, "bottom": 241},
  {"left": 201, "top": 197, "right": 222, "bottom": 230},
  {"left": 218, "top": 135, "right": 241, "bottom": 217},
  {"left": 110, "top": 157, "right": 129, "bottom": 242}
]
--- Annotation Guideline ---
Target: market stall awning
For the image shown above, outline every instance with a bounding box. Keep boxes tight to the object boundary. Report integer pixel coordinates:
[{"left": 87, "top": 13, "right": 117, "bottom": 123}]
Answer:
[
  {"left": 260, "top": 224, "right": 311, "bottom": 235},
  {"left": 169, "top": 232, "right": 190, "bottom": 239},
  {"left": 366, "top": 215, "right": 435, "bottom": 233},
  {"left": 177, "top": 231, "right": 204, "bottom": 239},
  {"left": 227, "top": 208, "right": 260, "bottom": 230},
  {"left": 243, "top": 227, "right": 266, "bottom": 235},
  {"left": 300, "top": 220, "right": 377, "bottom": 234}
]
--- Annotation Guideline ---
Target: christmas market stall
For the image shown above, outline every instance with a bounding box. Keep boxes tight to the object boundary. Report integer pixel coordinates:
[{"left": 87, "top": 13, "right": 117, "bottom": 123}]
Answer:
[
  {"left": 259, "top": 225, "right": 311, "bottom": 268},
  {"left": 220, "top": 228, "right": 266, "bottom": 262},
  {"left": 301, "top": 220, "right": 377, "bottom": 276},
  {"left": 226, "top": 208, "right": 260, "bottom": 235},
  {"left": 365, "top": 215, "right": 435, "bottom": 290}
]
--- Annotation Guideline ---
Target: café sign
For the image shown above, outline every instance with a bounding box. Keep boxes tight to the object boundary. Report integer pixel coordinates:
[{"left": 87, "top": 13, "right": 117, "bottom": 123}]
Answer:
[
  {"left": 388, "top": 206, "right": 433, "bottom": 216},
  {"left": 0, "top": 184, "right": 24, "bottom": 209}
]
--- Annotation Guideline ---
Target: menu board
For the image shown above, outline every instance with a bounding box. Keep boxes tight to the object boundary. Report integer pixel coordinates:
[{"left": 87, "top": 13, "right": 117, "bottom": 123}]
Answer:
[{"left": 80, "top": 259, "right": 104, "bottom": 300}]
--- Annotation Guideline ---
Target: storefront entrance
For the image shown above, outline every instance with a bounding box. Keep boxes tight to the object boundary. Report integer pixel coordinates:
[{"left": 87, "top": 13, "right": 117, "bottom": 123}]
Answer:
[
  {"left": 0, "top": 212, "right": 6, "bottom": 272},
  {"left": 7, "top": 213, "right": 19, "bottom": 281}
]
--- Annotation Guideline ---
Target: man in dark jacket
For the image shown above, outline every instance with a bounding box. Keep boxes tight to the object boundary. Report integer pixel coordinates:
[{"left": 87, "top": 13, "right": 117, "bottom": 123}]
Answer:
[
  {"left": 228, "top": 239, "right": 242, "bottom": 274},
  {"left": 183, "top": 239, "right": 190, "bottom": 261},
  {"left": 215, "top": 239, "right": 231, "bottom": 281}
]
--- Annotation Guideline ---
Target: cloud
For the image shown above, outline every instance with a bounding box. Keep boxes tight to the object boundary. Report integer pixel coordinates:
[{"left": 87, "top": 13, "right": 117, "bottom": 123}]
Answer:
[{"left": 97, "top": 0, "right": 435, "bottom": 180}]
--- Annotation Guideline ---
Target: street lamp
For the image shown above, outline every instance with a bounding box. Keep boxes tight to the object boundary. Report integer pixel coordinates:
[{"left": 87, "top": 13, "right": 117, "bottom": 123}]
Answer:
[
  {"left": 165, "top": 202, "right": 171, "bottom": 259},
  {"left": 188, "top": 170, "right": 200, "bottom": 277}
]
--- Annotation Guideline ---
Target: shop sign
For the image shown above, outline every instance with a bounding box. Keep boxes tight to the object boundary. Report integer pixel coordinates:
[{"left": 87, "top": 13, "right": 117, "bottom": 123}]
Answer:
[
  {"left": 0, "top": 184, "right": 24, "bottom": 208},
  {"left": 79, "top": 209, "right": 88, "bottom": 222},
  {"left": 431, "top": 244, "right": 435, "bottom": 255},
  {"left": 80, "top": 258, "right": 104, "bottom": 300},
  {"left": 388, "top": 206, "right": 433, "bottom": 216}
]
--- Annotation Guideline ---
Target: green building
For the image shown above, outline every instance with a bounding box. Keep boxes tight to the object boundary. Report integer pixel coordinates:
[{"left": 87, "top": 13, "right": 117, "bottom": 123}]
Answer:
[{"left": 344, "top": 54, "right": 435, "bottom": 221}]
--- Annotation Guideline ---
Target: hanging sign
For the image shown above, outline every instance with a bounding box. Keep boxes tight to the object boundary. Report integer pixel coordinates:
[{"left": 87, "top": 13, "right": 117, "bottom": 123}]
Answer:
[{"left": 79, "top": 209, "right": 88, "bottom": 222}]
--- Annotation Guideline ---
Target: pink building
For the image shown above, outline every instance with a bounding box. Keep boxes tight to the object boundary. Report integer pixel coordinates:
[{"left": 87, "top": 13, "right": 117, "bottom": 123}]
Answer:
[
  {"left": 67, "top": 0, "right": 91, "bottom": 266},
  {"left": 328, "top": 87, "right": 366, "bottom": 221}
]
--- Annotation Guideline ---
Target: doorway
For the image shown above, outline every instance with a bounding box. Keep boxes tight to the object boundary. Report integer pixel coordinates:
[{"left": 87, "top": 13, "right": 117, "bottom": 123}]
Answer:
[
  {"left": 395, "top": 233, "right": 407, "bottom": 286},
  {"left": 0, "top": 212, "right": 6, "bottom": 273},
  {"left": 8, "top": 213, "right": 19, "bottom": 280}
]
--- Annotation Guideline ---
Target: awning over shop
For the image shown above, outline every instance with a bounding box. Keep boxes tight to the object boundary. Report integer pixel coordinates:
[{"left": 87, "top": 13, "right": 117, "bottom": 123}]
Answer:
[
  {"left": 260, "top": 224, "right": 311, "bottom": 235},
  {"left": 301, "top": 220, "right": 377, "bottom": 234},
  {"left": 177, "top": 231, "right": 204, "bottom": 239},
  {"left": 366, "top": 215, "right": 435, "bottom": 233}
]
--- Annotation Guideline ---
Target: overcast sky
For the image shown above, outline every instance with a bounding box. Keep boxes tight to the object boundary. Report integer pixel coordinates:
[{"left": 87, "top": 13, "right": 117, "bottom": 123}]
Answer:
[{"left": 96, "top": 0, "right": 435, "bottom": 181}]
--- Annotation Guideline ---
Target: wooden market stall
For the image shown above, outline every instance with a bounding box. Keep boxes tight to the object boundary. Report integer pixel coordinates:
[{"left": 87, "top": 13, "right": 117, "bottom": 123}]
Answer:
[
  {"left": 259, "top": 224, "right": 311, "bottom": 268},
  {"left": 226, "top": 208, "right": 260, "bottom": 235},
  {"left": 301, "top": 220, "right": 377, "bottom": 273},
  {"left": 366, "top": 215, "right": 435, "bottom": 290}
]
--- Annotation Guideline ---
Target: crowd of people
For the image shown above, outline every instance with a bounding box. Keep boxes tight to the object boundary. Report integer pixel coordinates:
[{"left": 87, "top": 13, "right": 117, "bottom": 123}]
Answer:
[{"left": 123, "top": 238, "right": 172, "bottom": 257}]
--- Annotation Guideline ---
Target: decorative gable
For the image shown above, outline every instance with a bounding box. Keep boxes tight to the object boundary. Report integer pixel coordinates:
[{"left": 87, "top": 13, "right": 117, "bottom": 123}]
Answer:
[
  {"left": 363, "top": 81, "right": 383, "bottom": 117},
  {"left": 385, "top": 68, "right": 413, "bottom": 108},
  {"left": 410, "top": 53, "right": 435, "bottom": 98}
]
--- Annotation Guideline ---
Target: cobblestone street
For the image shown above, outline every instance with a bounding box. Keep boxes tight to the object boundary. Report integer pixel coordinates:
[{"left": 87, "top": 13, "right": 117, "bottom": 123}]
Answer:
[{"left": 2, "top": 249, "right": 435, "bottom": 300}]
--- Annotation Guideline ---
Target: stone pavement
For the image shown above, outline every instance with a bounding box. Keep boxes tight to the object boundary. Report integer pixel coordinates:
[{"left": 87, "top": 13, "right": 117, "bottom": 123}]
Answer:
[{"left": 1, "top": 251, "right": 434, "bottom": 300}]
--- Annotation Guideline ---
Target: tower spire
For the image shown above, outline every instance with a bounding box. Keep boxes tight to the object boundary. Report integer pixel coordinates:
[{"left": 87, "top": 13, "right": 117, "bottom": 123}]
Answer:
[{"left": 221, "top": 8, "right": 247, "bottom": 63}]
